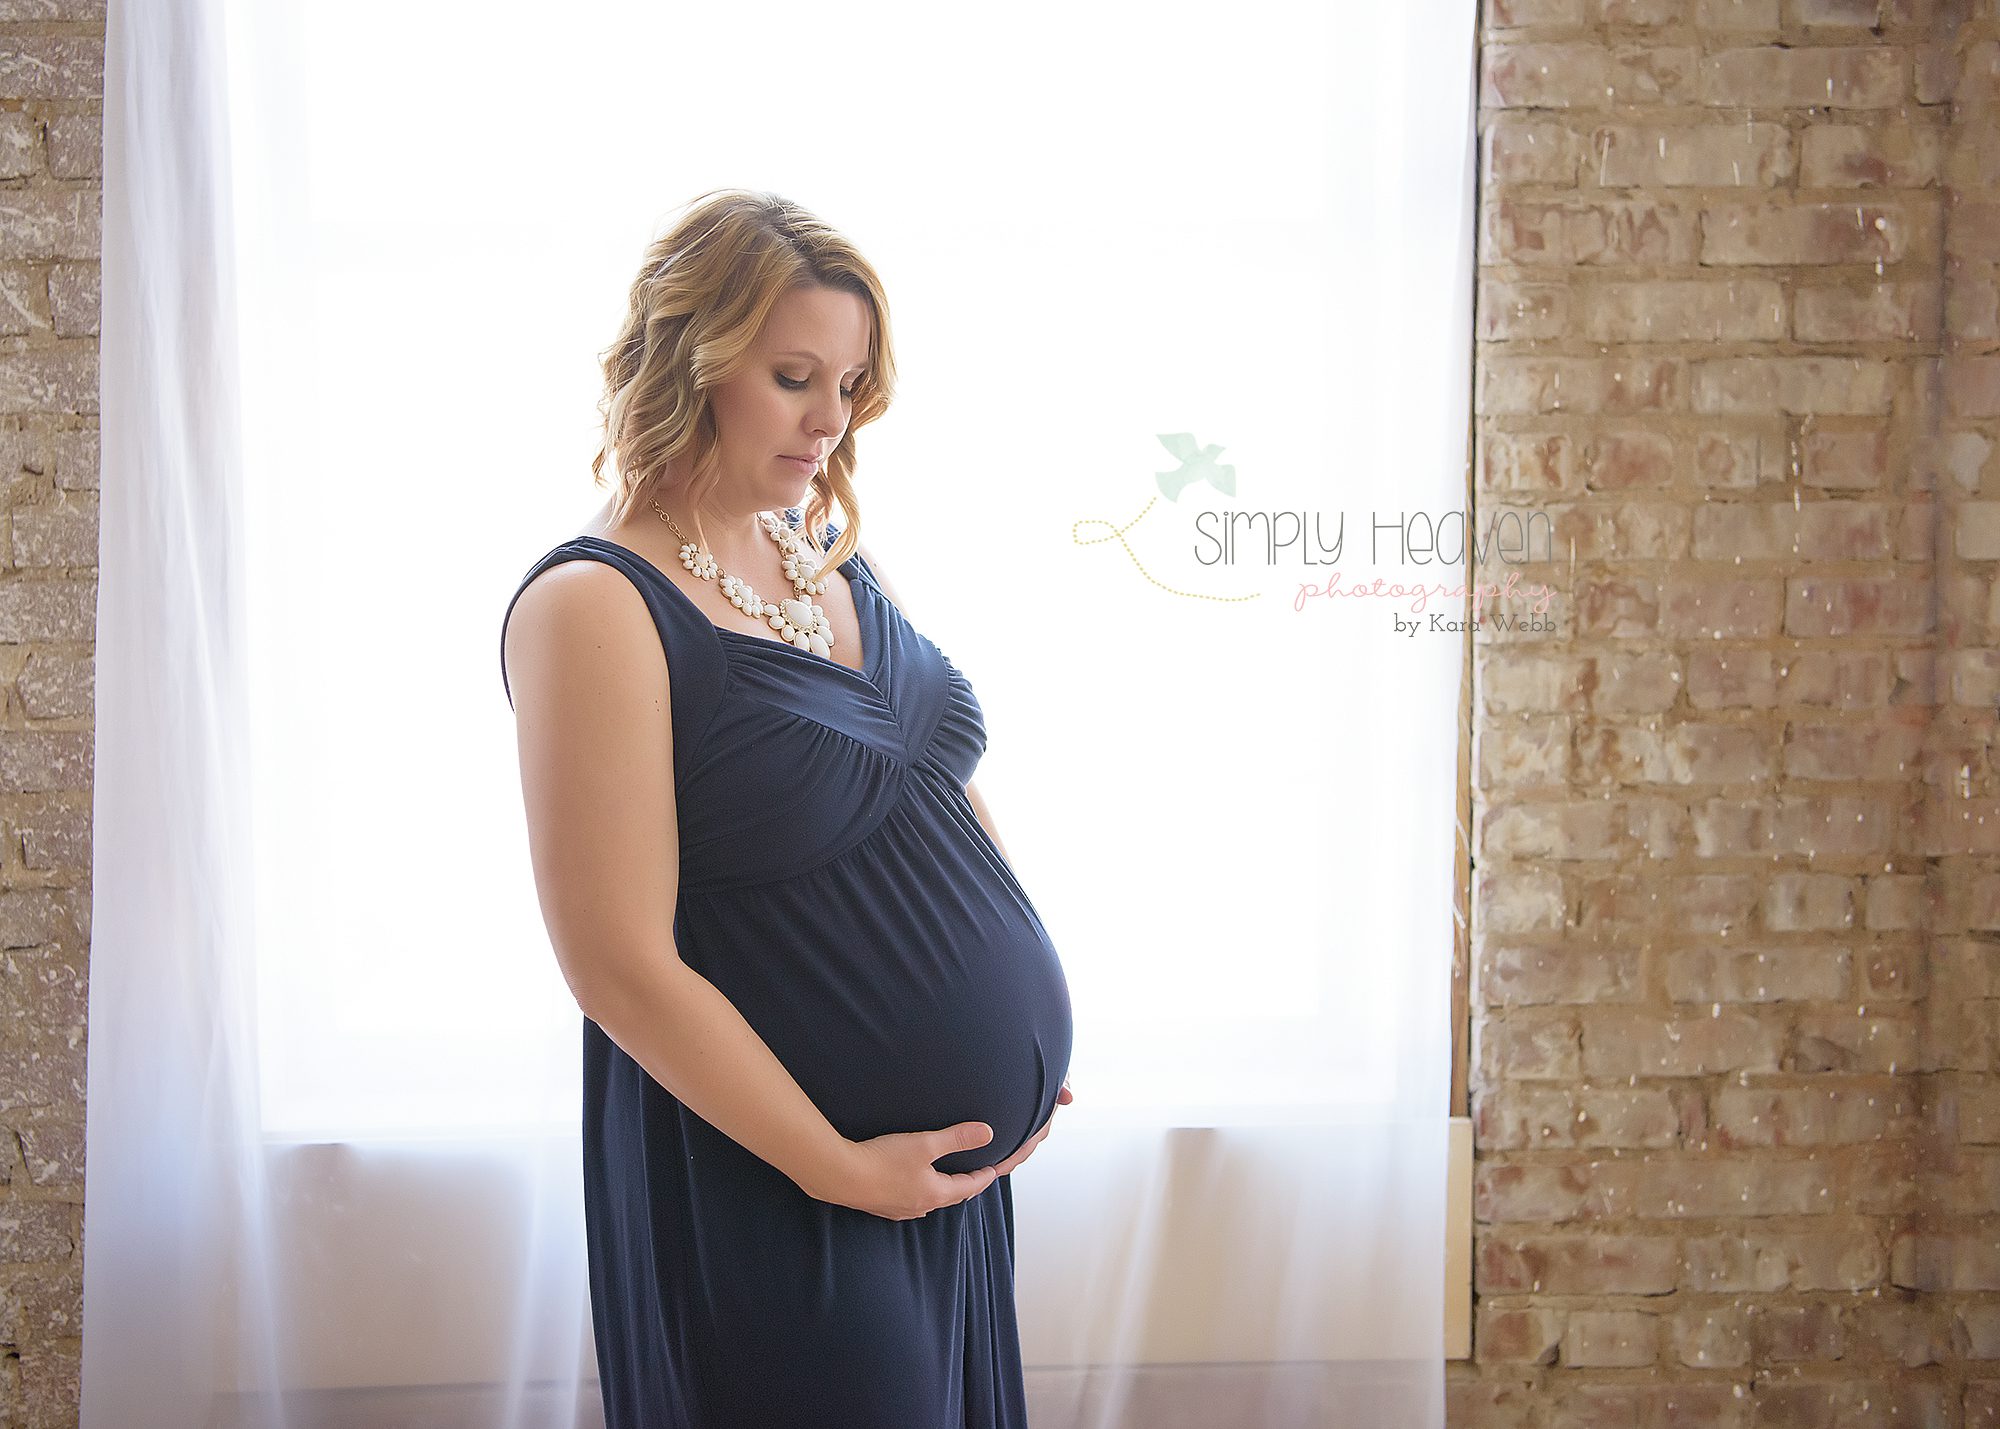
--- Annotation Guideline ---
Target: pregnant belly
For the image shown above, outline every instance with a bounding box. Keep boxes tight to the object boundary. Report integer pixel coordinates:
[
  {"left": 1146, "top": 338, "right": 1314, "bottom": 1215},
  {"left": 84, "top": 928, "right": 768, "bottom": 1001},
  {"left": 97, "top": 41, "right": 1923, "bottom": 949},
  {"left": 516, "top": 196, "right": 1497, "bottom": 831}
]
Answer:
[{"left": 683, "top": 890, "right": 1075, "bottom": 1180}]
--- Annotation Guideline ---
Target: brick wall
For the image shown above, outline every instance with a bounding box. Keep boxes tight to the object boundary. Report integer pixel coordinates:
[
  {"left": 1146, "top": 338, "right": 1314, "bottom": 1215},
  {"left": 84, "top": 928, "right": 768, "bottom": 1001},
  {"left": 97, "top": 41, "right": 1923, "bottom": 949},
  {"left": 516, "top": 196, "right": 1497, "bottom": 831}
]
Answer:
[
  {"left": 0, "top": 3, "right": 100, "bottom": 1426},
  {"left": 1463, "top": 0, "right": 1998, "bottom": 1423}
]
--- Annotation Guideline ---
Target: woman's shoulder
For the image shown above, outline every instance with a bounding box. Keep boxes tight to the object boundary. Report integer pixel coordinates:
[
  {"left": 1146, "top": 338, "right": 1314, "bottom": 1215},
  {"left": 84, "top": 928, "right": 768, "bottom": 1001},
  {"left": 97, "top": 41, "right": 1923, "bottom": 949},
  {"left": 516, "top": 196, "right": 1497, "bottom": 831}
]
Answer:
[{"left": 500, "top": 551, "right": 665, "bottom": 711}]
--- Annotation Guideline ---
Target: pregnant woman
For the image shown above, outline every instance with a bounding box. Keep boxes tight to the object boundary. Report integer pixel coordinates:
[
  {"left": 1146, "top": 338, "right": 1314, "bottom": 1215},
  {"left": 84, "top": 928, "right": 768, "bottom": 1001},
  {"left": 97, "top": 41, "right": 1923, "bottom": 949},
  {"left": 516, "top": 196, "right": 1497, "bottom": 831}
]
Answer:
[{"left": 499, "top": 188, "right": 1076, "bottom": 1428}]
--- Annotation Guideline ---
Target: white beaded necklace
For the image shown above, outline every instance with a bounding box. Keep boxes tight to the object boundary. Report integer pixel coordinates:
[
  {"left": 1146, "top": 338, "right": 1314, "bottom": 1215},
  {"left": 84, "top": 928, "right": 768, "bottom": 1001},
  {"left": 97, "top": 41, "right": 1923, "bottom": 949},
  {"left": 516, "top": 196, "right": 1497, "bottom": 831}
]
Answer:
[{"left": 650, "top": 499, "right": 838, "bottom": 657}]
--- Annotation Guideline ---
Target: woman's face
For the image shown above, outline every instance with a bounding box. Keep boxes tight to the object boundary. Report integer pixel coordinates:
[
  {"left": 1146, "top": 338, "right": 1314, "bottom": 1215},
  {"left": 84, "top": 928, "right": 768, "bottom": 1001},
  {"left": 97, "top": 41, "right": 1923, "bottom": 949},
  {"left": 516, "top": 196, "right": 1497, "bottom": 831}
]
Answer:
[{"left": 707, "top": 282, "right": 872, "bottom": 515}]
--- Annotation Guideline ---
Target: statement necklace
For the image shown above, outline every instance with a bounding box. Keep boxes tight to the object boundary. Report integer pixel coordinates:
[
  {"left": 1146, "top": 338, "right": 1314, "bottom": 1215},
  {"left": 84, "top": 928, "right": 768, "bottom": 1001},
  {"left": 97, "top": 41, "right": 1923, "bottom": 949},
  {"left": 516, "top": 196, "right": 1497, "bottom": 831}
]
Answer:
[{"left": 649, "top": 499, "right": 837, "bottom": 657}]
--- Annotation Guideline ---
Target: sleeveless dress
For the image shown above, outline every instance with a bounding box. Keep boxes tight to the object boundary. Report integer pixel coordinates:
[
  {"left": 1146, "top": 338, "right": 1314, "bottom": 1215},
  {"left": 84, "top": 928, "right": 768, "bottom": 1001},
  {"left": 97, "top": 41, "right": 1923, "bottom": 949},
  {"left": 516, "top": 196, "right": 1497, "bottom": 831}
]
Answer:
[{"left": 499, "top": 512, "right": 1075, "bottom": 1428}]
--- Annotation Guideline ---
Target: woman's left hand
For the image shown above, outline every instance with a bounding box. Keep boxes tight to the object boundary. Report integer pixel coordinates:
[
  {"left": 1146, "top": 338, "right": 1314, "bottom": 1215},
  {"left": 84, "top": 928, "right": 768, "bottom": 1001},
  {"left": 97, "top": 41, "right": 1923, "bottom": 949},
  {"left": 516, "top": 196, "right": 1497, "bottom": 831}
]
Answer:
[{"left": 992, "top": 1078, "right": 1073, "bottom": 1177}]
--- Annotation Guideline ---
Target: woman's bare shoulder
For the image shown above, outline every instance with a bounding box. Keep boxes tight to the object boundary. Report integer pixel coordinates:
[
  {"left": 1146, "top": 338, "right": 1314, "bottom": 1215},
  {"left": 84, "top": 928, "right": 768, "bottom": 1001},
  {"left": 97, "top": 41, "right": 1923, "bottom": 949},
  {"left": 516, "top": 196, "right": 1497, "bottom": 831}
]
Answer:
[{"left": 503, "top": 553, "right": 667, "bottom": 711}]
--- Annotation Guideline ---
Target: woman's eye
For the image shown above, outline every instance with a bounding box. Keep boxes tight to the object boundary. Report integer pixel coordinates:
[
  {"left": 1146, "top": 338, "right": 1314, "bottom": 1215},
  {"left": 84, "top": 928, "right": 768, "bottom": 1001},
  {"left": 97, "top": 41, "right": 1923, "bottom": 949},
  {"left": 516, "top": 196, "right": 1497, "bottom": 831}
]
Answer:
[{"left": 778, "top": 375, "right": 856, "bottom": 400}]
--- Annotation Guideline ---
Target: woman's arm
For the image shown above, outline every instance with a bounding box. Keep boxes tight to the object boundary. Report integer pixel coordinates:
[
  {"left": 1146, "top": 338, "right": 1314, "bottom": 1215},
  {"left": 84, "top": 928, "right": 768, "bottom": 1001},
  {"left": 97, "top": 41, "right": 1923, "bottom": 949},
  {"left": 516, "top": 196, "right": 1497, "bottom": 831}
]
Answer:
[
  {"left": 505, "top": 560, "right": 858, "bottom": 1201},
  {"left": 857, "top": 540, "right": 1016, "bottom": 864}
]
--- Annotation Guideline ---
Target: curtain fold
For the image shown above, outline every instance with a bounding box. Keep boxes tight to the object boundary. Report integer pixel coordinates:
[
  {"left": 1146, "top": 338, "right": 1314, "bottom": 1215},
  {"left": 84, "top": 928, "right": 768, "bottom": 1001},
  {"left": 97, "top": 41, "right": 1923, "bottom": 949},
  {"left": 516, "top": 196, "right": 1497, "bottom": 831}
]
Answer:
[
  {"left": 85, "top": 0, "right": 289, "bottom": 1424},
  {"left": 85, "top": 1, "right": 1471, "bottom": 1424}
]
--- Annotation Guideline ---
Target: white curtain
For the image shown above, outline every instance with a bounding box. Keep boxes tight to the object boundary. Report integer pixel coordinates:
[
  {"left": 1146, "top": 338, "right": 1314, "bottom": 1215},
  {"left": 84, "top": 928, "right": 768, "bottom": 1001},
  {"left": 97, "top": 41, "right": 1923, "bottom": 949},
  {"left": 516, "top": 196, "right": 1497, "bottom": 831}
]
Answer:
[{"left": 85, "top": 0, "right": 1476, "bottom": 1424}]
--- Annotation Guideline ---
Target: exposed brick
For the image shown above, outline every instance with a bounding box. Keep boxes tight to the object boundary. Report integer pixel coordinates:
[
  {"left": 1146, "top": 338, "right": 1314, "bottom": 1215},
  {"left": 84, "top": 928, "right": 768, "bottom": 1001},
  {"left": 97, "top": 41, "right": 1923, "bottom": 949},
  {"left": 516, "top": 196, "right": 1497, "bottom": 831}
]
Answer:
[
  {"left": 1662, "top": 944, "right": 1851, "bottom": 1001},
  {"left": 0, "top": 1037, "right": 84, "bottom": 1113},
  {"left": 1892, "top": 1234, "right": 2000, "bottom": 1292},
  {"left": 1783, "top": 716, "right": 1925, "bottom": 778},
  {"left": 1483, "top": 117, "right": 1583, "bottom": 185},
  {"left": 1481, "top": 355, "right": 1684, "bottom": 414},
  {"left": 1799, "top": 121, "right": 1947, "bottom": 188},
  {"left": 1687, "top": 648, "right": 1778, "bottom": 708},
  {"left": 1483, "top": 944, "right": 1647, "bottom": 1002},
  {"left": 0, "top": 732, "right": 90, "bottom": 792},
  {"left": 1703, "top": 199, "right": 1935, "bottom": 267},
  {"left": 1672, "top": 1307, "right": 1754, "bottom": 1369},
  {"left": 0, "top": 264, "right": 48, "bottom": 337},
  {"left": 1961, "top": 1303, "right": 2000, "bottom": 1357},
  {"left": 1482, "top": 197, "right": 1700, "bottom": 266},
  {"left": 1478, "top": 866, "right": 1569, "bottom": 934},
  {"left": 1581, "top": 277, "right": 1785, "bottom": 341},
  {"left": 1659, "top": 575, "right": 1784, "bottom": 637},
  {"left": 1790, "top": 0, "right": 1884, "bottom": 26},
  {"left": 1479, "top": 278, "right": 1571, "bottom": 341},
  {"left": 43, "top": 113, "right": 98, "bottom": 182},
  {"left": 1937, "top": 431, "right": 1996, "bottom": 494},
  {"left": 1711, "top": 1084, "right": 1919, "bottom": 1147},
  {"left": 1764, "top": 872, "right": 1858, "bottom": 931},
  {"left": 1696, "top": 0, "right": 1780, "bottom": 26},
  {"left": 1476, "top": 1306, "right": 1562, "bottom": 1365},
  {"left": 12, "top": 497, "right": 96, "bottom": 568},
  {"left": 1563, "top": 1310, "right": 1658, "bottom": 1367},
  {"left": 1697, "top": 45, "right": 1907, "bottom": 107},
  {"left": 1947, "top": 201, "right": 2000, "bottom": 260},
  {"left": 0, "top": 0, "right": 109, "bottom": 17},
  {"left": 1864, "top": 872, "right": 1926, "bottom": 929},
  {"left": 1477, "top": 1233, "right": 1681, "bottom": 1295},
  {"left": 50, "top": 426, "right": 95, "bottom": 492},
  {"left": 1694, "top": 358, "right": 1902, "bottom": 421},
  {"left": 0, "top": 579, "right": 94, "bottom": 640},
  {"left": 1475, "top": 1086, "right": 1681, "bottom": 1152},
  {"left": 1592, "top": 122, "right": 1793, "bottom": 187},
  {"left": 1785, "top": 575, "right": 1934, "bottom": 636},
  {"left": 1793, "top": 1009, "right": 1920, "bottom": 1072},
  {"left": 1760, "top": 1303, "right": 1845, "bottom": 1361},
  {"left": 1801, "top": 427, "right": 1890, "bottom": 490},
  {"left": 1598, "top": 0, "right": 1683, "bottom": 24},
  {"left": 46, "top": 260, "right": 96, "bottom": 339},
  {"left": 1477, "top": 1008, "right": 1584, "bottom": 1080},
  {"left": 0, "top": 347, "right": 99, "bottom": 414},
  {"left": 1580, "top": 430, "right": 1675, "bottom": 491},
  {"left": 15, "top": 1111, "right": 81, "bottom": 1187},
  {"left": 1477, "top": 715, "right": 1573, "bottom": 787},
  {"left": 1685, "top": 1228, "right": 1888, "bottom": 1291},
  {"left": 1482, "top": 43, "right": 1698, "bottom": 108},
  {"left": 0, "top": 1199, "right": 71, "bottom": 1260},
  {"left": 1488, "top": 0, "right": 1587, "bottom": 21},
  {"left": 1794, "top": 280, "right": 1944, "bottom": 342},
  {"left": 1581, "top": 1008, "right": 1785, "bottom": 1075},
  {"left": 1949, "top": 356, "right": 2000, "bottom": 418},
  {"left": 1690, "top": 428, "right": 1779, "bottom": 489},
  {"left": 0, "top": 112, "right": 39, "bottom": 181},
  {"left": 1778, "top": 648, "right": 1894, "bottom": 706},
  {"left": 0, "top": 39, "right": 100, "bottom": 101},
  {"left": 12, "top": 792, "right": 89, "bottom": 870},
  {"left": 0, "top": 189, "right": 99, "bottom": 261}
]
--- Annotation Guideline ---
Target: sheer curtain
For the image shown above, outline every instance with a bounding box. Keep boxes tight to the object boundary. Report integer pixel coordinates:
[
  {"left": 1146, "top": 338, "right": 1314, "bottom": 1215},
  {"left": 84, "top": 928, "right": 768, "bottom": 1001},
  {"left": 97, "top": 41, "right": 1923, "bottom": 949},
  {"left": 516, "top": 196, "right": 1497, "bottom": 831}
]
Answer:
[{"left": 84, "top": 0, "right": 1475, "bottom": 1424}]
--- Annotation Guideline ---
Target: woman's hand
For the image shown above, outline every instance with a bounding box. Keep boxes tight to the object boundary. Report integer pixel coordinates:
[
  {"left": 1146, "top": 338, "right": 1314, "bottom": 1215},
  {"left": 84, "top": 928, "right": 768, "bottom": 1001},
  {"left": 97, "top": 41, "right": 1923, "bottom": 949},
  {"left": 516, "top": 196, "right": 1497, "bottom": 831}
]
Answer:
[
  {"left": 992, "top": 1077, "right": 1073, "bottom": 1178},
  {"left": 816, "top": 1120, "right": 1004, "bottom": 1220},
  {"left": 810, "top": 1078, "right": 1075, "bottom": 1218}
]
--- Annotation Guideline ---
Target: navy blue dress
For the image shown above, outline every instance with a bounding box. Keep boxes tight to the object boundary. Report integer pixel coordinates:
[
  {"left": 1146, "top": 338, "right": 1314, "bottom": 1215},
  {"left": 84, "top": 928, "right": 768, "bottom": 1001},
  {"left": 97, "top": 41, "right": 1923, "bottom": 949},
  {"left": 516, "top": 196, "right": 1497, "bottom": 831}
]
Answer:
[{"left": 500, "top": 512, "right": 1075, "bottom": 1428}]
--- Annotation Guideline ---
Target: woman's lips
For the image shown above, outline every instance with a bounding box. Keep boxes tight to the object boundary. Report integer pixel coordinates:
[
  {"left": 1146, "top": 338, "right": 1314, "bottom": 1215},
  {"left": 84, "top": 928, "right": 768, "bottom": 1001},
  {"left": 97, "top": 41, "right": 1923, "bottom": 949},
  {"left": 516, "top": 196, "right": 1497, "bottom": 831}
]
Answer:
[{"left": 781, "top": 455, "right": 816, "bottom": 474}]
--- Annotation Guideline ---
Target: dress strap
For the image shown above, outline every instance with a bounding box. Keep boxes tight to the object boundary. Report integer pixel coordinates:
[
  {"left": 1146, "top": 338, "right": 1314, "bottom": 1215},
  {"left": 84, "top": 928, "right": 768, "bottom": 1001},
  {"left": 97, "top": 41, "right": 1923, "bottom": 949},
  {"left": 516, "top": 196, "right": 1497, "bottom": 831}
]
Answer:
[{"left": 499, "top": 541, "right": 731, "bottom": 764}]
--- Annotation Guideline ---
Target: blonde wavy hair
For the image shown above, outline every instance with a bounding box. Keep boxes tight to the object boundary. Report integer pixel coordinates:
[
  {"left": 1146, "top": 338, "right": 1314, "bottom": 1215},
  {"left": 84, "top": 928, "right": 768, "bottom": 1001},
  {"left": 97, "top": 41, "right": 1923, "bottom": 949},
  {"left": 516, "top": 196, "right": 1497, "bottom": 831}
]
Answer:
[{"left": 592, "top": 188, "right": 897, "bottom": 574}]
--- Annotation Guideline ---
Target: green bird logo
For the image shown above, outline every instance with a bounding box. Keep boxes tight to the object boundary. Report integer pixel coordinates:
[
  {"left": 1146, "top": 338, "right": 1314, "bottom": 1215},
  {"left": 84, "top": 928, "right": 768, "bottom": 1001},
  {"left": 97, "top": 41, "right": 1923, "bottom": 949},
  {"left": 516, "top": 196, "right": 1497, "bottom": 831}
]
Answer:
[{"left": 1154, "top": 433, "right": 1236, "bottom": 502}]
